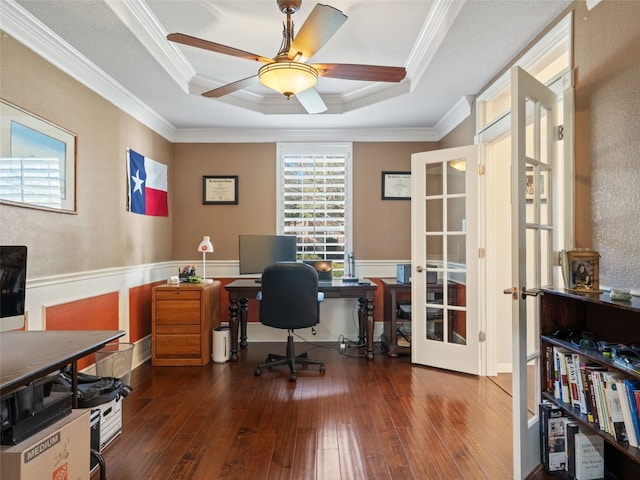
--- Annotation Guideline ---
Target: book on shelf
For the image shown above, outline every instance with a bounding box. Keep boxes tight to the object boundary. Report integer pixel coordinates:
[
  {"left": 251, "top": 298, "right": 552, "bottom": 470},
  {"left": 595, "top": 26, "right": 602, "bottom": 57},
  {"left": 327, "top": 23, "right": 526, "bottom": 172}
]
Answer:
[
  {"left": 566, "top": 353, "right": 582, "bottom": 410},
  {"left": 573, "top": 354, "right": 589, "bottom": 415},
  {"left": 554, "top": 346, "right": 572, "bottom": 404},
  {"left": 584, "top": 365, "right": 608, "bottom": 429},
  {"left": 540, "top": 401, "right": 568, "bottom": 472},
  {"left": 592, "top": 370, "right": 610, "bottom": 434},
  {"left": 602, "top": 371, "right": 628, "bottom": 442},
  {"left": 624, "top": 378, "right": 640, "bottom": 444},
  {"left": 616, "top": 379, "right": 638, "bottom": 448},
  {"left": 565, "top": 422, "right": 580, "bottom": 478},
  {"left": 573, "top": 432, "right": 604, "bottom": 480}
]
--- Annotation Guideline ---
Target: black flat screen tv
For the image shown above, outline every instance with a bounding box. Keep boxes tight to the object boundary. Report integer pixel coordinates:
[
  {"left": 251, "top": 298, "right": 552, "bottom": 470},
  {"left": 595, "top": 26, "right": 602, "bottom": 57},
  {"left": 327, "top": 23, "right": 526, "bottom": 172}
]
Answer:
[
  {"left": 238, "top": 235, "right": 297, "bottom": 275},
  {"left": 0, "top": 245, "right": 27, "bottom": 329}
]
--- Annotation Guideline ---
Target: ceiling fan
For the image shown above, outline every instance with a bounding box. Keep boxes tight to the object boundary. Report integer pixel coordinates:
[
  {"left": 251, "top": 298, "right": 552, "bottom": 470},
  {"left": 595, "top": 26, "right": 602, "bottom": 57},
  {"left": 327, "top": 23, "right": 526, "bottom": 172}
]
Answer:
[{"left": 167, "top": 0, "right": 407, "bottom": 114}]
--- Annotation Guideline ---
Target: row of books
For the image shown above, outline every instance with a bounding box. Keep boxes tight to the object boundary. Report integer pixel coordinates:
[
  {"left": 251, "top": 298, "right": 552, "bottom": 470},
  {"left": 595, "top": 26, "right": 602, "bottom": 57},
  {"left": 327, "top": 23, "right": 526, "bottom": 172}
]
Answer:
[
  {"left": 540, "top": 401, "right": 604, "bottom": 479},
  {"left": 546, "top": 345, "right": 640, "bottom": 447}
]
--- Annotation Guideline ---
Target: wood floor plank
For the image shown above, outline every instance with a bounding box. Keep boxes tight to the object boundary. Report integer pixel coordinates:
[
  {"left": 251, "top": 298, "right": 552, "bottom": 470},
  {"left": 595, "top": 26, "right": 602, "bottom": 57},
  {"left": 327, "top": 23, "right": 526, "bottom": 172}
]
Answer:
[{"left": 94, "top": 342, "right": 516, "bottom": 480}]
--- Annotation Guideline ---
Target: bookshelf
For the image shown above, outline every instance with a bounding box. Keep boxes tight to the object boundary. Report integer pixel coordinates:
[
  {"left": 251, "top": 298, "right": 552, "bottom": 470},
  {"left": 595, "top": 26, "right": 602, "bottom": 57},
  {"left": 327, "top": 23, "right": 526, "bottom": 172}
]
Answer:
[{"left": 540, "top": 287, "right": 640, "bottom": 478}]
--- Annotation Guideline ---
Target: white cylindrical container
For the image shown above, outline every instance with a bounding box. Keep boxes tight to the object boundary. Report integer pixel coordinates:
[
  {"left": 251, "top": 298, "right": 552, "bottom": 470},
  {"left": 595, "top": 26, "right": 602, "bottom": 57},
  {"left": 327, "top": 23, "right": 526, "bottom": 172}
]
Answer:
[{"left": 212, "top": 326, "right": 231, "bottom": 363}]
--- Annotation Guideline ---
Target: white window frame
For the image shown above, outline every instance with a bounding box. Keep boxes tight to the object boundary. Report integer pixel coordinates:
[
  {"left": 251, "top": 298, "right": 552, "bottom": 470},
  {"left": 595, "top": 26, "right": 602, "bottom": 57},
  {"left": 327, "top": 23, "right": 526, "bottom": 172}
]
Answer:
[{"left": 276, "top": 142, "right": 353, "bottom": 276}]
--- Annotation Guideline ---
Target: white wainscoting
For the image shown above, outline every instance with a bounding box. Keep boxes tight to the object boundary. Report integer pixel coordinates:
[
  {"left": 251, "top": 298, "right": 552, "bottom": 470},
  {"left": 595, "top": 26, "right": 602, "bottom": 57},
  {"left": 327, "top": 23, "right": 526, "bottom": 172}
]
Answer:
[{"left": 13, "top": 260, "right": 406, "bottom": 370}]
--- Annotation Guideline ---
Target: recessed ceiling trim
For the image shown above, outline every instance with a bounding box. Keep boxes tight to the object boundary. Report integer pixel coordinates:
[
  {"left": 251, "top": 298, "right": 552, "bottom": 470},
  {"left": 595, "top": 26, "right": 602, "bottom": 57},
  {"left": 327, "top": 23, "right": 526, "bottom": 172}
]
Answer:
[
  {"left": 106, "top": 0, "right": 195, "bottom": 93},
  {"left": 172, "top": 127, "right": 440, "bottom": 144},
  {"left": 434, "top": 95, "right": 473, "bottom": 139},
  {"left": 405, "top": 0, "right": 466, "bottom": 90},
  {"left": 341, "top": 82, "right": 412, "bottom": 114}
]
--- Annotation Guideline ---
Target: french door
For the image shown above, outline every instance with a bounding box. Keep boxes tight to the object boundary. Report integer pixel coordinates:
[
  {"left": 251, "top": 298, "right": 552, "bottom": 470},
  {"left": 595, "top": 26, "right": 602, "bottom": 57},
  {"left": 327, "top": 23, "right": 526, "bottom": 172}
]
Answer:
[
  {"left": 410, "top": 145, "right": 479, "bottom": 375},
  {"left": 509, "top": 66, "right": 559, "bottom": 478}
]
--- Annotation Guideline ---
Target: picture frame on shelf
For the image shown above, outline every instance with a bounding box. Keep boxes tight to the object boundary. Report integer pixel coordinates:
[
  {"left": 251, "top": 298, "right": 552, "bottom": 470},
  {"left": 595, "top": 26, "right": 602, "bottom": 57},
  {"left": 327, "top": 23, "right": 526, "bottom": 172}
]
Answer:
[
  {"left": 0, "top": 99, "right": 77, "bottom": 213},
  {"left": 381, "top": 171, "right": 411, "bottom": 200},
  {"left": 567, "top": 249, "right": 600, "bottom": 292},
  {"left": 202, "top": 175, "right": 238, "bottom": 205}
]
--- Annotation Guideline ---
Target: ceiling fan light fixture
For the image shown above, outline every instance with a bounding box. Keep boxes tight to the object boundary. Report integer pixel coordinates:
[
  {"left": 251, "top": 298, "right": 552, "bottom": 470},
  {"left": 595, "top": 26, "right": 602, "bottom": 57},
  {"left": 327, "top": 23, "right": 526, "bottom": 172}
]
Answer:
[{"left": 259, "top": 62, "right": 318, "bottom": 99}]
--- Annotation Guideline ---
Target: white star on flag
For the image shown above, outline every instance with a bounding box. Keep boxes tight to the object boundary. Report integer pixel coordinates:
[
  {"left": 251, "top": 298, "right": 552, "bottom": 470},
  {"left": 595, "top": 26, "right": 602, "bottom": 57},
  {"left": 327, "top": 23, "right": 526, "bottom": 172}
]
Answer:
[{"left": 131, "top": 169, "right": 144, "bottom": 194}]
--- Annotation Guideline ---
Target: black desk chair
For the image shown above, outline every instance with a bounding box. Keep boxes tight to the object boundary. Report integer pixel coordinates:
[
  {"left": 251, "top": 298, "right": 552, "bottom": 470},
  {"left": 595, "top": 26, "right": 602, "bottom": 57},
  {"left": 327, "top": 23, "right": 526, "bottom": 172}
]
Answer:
[{"left": 254, "top": 262, "right": 326, "bottom": 382}]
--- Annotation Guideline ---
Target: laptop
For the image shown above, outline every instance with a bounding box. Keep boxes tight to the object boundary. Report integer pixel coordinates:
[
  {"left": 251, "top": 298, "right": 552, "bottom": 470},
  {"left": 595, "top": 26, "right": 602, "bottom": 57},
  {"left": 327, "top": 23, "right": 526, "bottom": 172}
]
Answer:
[{"left": 303, "top": 260, "right": 333, "bottom": 284}]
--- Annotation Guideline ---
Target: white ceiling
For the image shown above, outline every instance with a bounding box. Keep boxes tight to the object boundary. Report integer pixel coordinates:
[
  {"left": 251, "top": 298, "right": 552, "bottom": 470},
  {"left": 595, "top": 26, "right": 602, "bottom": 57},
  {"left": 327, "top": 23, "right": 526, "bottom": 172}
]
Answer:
[{"left": 2, "top": 0, "right": 571, "bottom": 142}]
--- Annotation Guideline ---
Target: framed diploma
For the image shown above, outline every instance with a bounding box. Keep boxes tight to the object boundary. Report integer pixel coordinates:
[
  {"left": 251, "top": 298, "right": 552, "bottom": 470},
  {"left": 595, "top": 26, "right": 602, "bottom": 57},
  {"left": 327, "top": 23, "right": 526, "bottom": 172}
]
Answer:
[
  {"left": 203, "top": 175, "right": 238, "bottom": 205},
  {"left": 381, "top": 171, "right": 411, "bottom": 200}
]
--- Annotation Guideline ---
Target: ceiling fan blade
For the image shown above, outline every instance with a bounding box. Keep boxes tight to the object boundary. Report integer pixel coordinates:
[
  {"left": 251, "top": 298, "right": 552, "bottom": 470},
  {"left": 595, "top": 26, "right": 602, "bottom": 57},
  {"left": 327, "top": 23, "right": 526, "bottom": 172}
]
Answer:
[
  {"left": 312, "top": 63, "right": 406, "bottom": 83},
  {"left": 168, "top": 33, "right": 272, "bottom": 64},
  {"left": 295, "top": 88, "right": 327, "bottom": 114},
  {"left": 288, "top": 4, "right": 347, "bottom": 61},
  {"left": 202, "top": 76, "right": 259, "bottom": 98}
]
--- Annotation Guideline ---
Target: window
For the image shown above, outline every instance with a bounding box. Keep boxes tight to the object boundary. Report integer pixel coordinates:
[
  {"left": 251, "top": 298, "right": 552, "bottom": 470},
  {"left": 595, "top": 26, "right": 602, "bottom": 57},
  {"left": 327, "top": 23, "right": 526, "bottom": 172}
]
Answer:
[{"left": 277, "top": 143, "right": 352, "bottom": 277}]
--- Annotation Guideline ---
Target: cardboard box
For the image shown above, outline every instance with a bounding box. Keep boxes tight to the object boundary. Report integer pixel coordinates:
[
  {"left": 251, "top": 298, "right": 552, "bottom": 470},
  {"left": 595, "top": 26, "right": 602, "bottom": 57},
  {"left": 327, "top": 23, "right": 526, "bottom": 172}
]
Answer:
[
  {"left": 94, "top": 396, "right": 122, "bottom": 450},
  {"left": 1, "top": 409, "right": 90, "bottom": 480}
]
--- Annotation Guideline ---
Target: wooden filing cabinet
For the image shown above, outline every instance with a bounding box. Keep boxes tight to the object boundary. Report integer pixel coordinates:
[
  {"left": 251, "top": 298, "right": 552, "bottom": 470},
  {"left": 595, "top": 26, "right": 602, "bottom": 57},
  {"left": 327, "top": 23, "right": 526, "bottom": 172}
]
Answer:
[{"left": 151, "top": 281, "right": 221, "bottom": 366}]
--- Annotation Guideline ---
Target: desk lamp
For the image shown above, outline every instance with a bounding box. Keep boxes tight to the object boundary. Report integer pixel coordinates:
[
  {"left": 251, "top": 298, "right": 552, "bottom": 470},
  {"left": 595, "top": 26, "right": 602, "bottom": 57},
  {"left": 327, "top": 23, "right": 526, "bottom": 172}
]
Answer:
[{"left": 197, "top": 236, "right": 214, "bottom": 283}]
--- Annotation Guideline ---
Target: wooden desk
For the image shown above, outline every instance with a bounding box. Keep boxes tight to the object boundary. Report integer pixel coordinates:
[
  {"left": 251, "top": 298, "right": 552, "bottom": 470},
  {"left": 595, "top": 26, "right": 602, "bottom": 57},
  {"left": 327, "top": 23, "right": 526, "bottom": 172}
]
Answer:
[
  {"left": 224, "top": 279, "right": 378, "bottom": 360},
  {"left": 0, "top": 330, "right": 125, "bottom": 408}
]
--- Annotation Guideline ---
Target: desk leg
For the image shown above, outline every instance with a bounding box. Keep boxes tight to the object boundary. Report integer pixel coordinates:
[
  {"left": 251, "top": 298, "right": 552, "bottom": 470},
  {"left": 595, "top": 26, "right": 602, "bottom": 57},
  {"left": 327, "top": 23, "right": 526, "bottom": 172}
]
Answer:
[
  {"left": 71, "top": 360, "right": 79, "bottom": 409},
  {"left": 359, "top": 297, "right": 375, "bottom": 360},
  {"left": 239, "top": 298, "right": 248, "bottom": 348},
  {"left": 357, "top": 298, "right": 366, "bottom": 345},
  {"left": 229, "top": 299, "right": 240, "bottom": 362}
]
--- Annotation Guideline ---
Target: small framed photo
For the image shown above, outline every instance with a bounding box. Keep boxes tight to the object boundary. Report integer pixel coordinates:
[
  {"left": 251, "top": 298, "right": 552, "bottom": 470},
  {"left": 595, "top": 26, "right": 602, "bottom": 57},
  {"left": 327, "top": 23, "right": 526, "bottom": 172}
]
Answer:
[
  {"left": 203, "top": 175, "right": 238, "bottom": 205},
  {"left": 567, "top": 249, "right": 600, "bottom": 292},
  {"left": 381, "top": 171, "right": 411, "bottom": 200},
  {"left": 526, "top": 166, "right": 547, "bottom": 202}
]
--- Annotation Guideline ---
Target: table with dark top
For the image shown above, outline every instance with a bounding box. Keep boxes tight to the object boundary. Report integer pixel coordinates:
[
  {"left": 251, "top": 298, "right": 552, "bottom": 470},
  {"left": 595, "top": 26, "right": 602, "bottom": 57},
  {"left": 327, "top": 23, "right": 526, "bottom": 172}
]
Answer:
[
  {"left": 224, "top": 279, "right": 378, "bottom": 360},
  {"left": 0, "top": 330, "right": 125, "bottom": 408}
]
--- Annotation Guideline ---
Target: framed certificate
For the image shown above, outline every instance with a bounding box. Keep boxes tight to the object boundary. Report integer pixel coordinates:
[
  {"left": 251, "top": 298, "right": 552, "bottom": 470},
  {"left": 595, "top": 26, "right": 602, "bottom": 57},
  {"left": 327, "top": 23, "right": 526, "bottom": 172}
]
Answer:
[
  {"left": 381, "top": 171, "right": 411, "bottom": 200},
  {"left": 203, "top": 175, "right": 238, "bottom": 204}
]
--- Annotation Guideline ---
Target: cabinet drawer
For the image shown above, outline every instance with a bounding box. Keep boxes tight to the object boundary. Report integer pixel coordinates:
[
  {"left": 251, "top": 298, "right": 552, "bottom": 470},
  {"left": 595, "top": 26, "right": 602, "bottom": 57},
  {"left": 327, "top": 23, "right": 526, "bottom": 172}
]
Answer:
[
  {"left": 155, "top": 324, "right": 200, "bottom": 335},
  {"left": 155, "top": 301, "right": 200, "bottom": 324},
  {"left": 154, "top": 334, "right": 201, "bottom": 359},
  {"left": 154, "top": 290, "right": 201, "bottom": 301}
]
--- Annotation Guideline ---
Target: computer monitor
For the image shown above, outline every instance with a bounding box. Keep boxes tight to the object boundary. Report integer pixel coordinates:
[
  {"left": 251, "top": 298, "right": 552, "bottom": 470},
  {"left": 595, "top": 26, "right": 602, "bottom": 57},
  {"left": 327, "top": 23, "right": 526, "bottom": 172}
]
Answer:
[
  {"left": 0, "top": 245, "right": 27, "bottom": 330},
  {"left": 238, "top": 235, "right": 297, "bottom": 275}
]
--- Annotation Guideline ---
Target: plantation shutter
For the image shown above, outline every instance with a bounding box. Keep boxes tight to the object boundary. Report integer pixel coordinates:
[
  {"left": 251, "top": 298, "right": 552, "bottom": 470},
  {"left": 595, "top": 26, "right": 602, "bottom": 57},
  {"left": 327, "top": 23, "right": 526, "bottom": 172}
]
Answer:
[{"left": 278, "top": 143, "right": 352, "bottom": 277}]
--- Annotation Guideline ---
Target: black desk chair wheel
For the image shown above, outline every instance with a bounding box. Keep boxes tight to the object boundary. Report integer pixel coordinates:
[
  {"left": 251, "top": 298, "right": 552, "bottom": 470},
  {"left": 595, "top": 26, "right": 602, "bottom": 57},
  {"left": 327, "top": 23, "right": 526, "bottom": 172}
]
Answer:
[{"left": 254, "top": 262, "right": 326, "bottom": 382}]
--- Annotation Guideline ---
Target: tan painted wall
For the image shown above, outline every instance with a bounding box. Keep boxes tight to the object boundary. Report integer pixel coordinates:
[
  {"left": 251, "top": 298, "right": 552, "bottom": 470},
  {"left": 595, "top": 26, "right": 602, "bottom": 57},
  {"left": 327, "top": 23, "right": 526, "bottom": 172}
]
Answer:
[
  {"left": 170, "top": 141, "right": 438, "bottom": 262},
  {"left": 573, "top": 0, "right": 640, "bottom": 287},
  {"left": 352, "top": 142, "right": 438, "bottom": 259},
  {"left": 0, "top": 34, "right": 172, "bottom": 277},
  {"left": 171, "top": 143, "right": 277, "bottom": 261}
]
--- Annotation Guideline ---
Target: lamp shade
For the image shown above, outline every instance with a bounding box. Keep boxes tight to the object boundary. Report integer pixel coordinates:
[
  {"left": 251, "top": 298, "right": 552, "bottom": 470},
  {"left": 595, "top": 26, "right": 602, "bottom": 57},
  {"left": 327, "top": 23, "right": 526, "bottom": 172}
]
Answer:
[
  {"left": 197, "top": 236, "right": 214, "bottom": 253},
  {"left": 197, "top": 236, "right": 214, "bottom": 283},
  {"left": 258, "top": 62, "right": 318, "bottom": 98}
]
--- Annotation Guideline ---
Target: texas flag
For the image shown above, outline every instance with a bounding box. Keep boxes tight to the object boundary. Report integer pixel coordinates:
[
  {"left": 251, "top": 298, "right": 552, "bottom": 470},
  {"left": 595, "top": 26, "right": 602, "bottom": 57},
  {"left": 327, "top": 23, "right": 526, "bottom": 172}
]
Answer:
[{"left": 128, "top": 149, "right": 168, "bottom": 216}]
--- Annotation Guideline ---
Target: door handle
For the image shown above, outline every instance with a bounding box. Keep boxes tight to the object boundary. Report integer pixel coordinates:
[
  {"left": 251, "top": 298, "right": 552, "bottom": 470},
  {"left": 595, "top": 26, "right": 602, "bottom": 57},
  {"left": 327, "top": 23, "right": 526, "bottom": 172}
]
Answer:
[
  {"left": 416, "top": 265, "right": 425, "bottom": 273},
  {"left": 503, "top": 286, "right": 542, "bottom": 300}
]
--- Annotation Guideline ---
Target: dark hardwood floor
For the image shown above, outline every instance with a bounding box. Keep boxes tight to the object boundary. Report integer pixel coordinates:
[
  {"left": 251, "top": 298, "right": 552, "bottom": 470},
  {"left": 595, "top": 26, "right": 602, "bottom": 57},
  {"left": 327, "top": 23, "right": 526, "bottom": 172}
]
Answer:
[{"left": 96, "top": 342, "right": 517, "bottom": 480}]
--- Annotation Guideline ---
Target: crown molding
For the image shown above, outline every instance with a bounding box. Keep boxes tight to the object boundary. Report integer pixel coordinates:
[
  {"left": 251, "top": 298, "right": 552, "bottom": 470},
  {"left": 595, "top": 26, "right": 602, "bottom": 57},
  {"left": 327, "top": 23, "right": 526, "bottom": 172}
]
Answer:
[
  {"left": 405, "top": 0, "right": 466, "bottom": 89},
  {"left": 172, "top": 127, "right": 439, "bottom": 143},
  {"left": 435, "top": 95, "right": 473, "bottom": 138}
]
